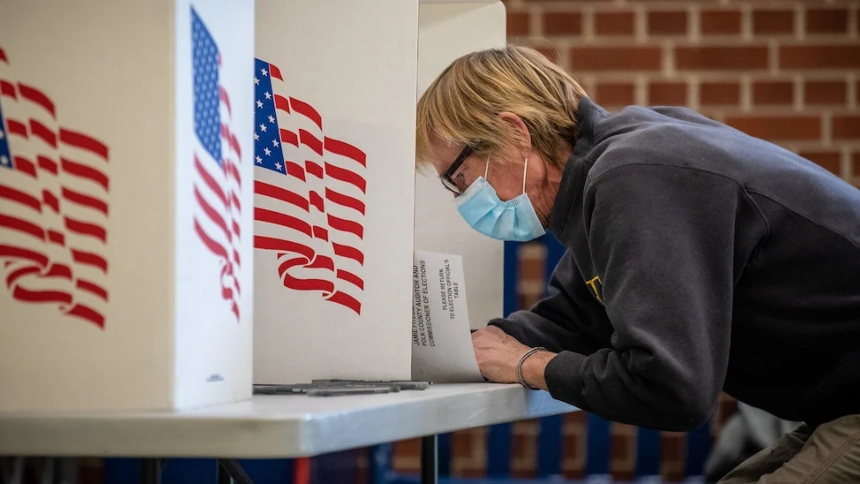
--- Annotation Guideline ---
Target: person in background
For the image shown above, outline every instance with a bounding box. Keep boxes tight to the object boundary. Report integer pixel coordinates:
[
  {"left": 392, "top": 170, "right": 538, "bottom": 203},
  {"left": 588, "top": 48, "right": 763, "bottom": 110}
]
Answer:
[{"left": 415, "top": 44, "right": 860, "bottom": 483}]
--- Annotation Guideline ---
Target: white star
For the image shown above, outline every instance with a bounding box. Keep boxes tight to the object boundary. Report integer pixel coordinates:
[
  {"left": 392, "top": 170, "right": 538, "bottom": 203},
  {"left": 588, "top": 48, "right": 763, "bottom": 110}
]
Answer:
[
  {"left": 259, "top": 124, "right": 267, "bottom": 132},
  {"left": 253, "top": 132, "right": 259, "bottom": 141},
  {"left": 272, "top": 139, "right": 279, "bottom": 147},
  {"left": 264, "top": 92, "right": 271, "bottom": 99},
  {"left": 255, "top": 155, "right": 262, "bottom": 164},
  {"left": 268, "top": 115, "right": 275, "bottom": 124},
  {"left": 0, "top": 155, "right": 8, "bottom": 165},
  {"left": 0, "top": 129, "right": 5, "bottom": 139},
  {"left": 261, "top": 68, "right": 268, "bottom": 76},
  {"left": 254, "top": 76, "right": 260, "bottom": 85},
  {"left": 275, "top": 162, "right": 282, "bottom": 171},
  {"left": 256, "top": 100, "right": 263, "bottom": 109},
  {"left": 264, "top": 147, "right": 271, "bottom": 156}
]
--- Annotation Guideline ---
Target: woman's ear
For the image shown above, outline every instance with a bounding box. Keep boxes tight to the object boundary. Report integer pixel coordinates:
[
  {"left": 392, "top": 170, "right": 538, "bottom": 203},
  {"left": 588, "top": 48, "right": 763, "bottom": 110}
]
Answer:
[{"left": 497, "top": 112, "right": 532, "bottom": 157}]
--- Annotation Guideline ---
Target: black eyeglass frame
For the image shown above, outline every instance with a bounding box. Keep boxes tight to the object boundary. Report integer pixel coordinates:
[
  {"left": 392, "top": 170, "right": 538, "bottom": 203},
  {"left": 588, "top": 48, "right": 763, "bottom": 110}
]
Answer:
[{"left": 441, "top": 145, "right": 474, "bottom": 194}]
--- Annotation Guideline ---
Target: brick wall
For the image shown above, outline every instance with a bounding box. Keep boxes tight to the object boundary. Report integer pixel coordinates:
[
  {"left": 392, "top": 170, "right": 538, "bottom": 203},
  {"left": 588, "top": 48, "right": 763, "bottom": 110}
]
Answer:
[{"left": 391, "top": 1, "right": 857, "bottom": 480}]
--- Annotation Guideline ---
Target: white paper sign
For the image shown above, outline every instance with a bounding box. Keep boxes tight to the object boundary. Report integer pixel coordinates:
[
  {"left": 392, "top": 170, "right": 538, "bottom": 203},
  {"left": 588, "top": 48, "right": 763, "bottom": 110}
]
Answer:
[{"left": 412, "top": 250, "right": 484, "bottom": 383}]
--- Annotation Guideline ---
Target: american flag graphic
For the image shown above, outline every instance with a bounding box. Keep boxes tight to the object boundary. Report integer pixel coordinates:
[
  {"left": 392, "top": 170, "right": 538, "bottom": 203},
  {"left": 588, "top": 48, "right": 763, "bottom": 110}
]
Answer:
[
  {"left": 253, "top": 58, "right": 368, "bottom": 315},
  {"left": 0, "top": 46, "right": 110, "bottom": 328},
  {"left": 191, "top": 7, "right": 243, "bottom": 321}
]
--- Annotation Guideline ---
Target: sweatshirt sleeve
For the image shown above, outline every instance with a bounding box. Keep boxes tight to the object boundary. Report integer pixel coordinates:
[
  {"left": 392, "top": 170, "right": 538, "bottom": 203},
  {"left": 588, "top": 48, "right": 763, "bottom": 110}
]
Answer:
[
  {"left": 488, "top": 250, "right": 610, "bottom": 356},
  {"left": 544, "top": 163, "right": 759, "bottom": 431}
]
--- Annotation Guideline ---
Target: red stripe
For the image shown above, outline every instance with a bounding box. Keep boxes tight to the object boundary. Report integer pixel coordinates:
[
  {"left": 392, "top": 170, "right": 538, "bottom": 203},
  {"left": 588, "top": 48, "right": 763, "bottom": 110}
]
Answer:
[
  {"left": 229, "top": 192, "right": 242, "bottom": 214},
  {"left": 280, "top": 129, "right": 298, "bottom": 147},
  {"left": 290, "top": 98, "right": 322, "bottom": 130},
  {"left": 62, "top": 157, "right": 109, "bottom": 190},
  {"left": 309, "top": 191, "right": 324, "bottom": 212},
  {"left": 77, "top": 279, "right": 108, "bottom": 301},
  {"left": 18, "top": 83, "right": 56, "bottom": 118},
  {"left": 306, "top": 161, "right": 323, "bottom": 179},
  {"left": 221, "top": 124, "right": 242, "bottom": 158},
  {"left": 6, "top": 265, "right": 40, "bottom": 288},
  {"left": 255, "top": 236, "right": 314, "bottom": 260},
  {"left": 194, "top": 186, "right": 231, "bottom": 242},
  {"left": 71, "top": 249, "right": 108, "bottom": 273},
  {"left": 62, "top": 187, "right": 108, "bottom": 214},
  {"left": 0, "top": 80, "right": 15, "bottom": 98},
  {"left": 298, "top": 129, "right": 323, "bottom": 156},
  {"left": 274, "top": 95, "right": 290, "bottom": 114},
  {"left": 326, "top": 162, "right": 367, "bottom": 193},
  {"left": 43, "top": 190, "right": 60, "bottom": 213},
  {"left": 308, "top": 255, "right": 334, "bottom": 271},
  {"left": 0, "top": 47, "right": 6, "bottom": 62},
  {"left": 59, "top": 129, "right": 109, "bottom": 160},
  {"left": 11, "top": 285, "right": 72, "bottom": 305},
  {"left": 29, "top": 119, "right": 57, "bottom": 147},
  {"left": 269, "top": 63, "right": 283, "bottom": 81},
  {"left": 332, "top": 242, "right": 364, "bottom": 265},
  {"left": 219, "top": 86, "right": 232, "bottom": 118},
  {"left": 325, "top": 188, "right": 365, "bottom": 215},
  {"left": 336, "top": 269, "right": 364, "bottom": 290},
  {"left": 327, "top": 214, "right": 364, "bottom": 239},
  {"left": 312, "top": 225, "right": 328, "bottom": 241},
  {"left": 285, "top": 161, "right": 305, "bottom": 181},
  {"left": 7, "top": 119, "right": 27, "bottom": 137},
  {"left": 66, "top": 304, "right": 105, "bottom": 328},
  {"left": 194, "top": 218, "right": 229, "bottom": 260},
  {"left": 47, "top": 230, "right": 64, "bottom": 245},
  {"left": 232, "top": 249, "right": 241, "bottom": 270},
  {"left": 46, "top": 263, "right": 72, "bottom": 279},
  {"left": 325, "top": 137, "right": 367, "bottom": 168},
  {"left": 224, "top": 160, "right": 242, "bottom": 189},
  {"left": 38, "top": 155, "right": 58, "bottom": 174},
  {"left": 14, "top": 156, "right": 37, "bottom": 177},
  {"left": 0, "top": 244, "right": 48, "bottom": 266},
  {"left": 327, "top": 290, "right": 361, "bottom": 315},
  {"left": 0, "top": 213, "right": 44, "bottom": 240},
  {"left": 254, "top": 207, "right": 312, "bottom": 237},
  {"left": 232, "top": 219, "right": 241, "bottom": 239},
  {"left": 254, "top": 181, "right": 309, "bottom": 211},
  {"left": 0, "top": 183, "right": 41, "bottom": 211},
  {"left": 65, "top": 216, "right": 107, "bottom": 242},
  {"left": 194, "top": 155, "right": 228, "bottom": 207}
]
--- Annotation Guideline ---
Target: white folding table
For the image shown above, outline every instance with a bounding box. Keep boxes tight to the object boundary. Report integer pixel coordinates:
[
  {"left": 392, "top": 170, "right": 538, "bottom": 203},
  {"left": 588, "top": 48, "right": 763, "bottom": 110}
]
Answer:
[{"left": 0, "top": 383, "right": 578, "bottom": 484}]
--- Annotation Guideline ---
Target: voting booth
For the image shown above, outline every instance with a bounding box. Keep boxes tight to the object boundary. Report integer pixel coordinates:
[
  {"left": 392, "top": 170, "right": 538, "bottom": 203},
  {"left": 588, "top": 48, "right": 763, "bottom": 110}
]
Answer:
[
  {"left": 0, "top": 0, "right": 256, "bottom": 412},
  {"left": 253, "top": 0, "right": 506, "bottom": 384}
]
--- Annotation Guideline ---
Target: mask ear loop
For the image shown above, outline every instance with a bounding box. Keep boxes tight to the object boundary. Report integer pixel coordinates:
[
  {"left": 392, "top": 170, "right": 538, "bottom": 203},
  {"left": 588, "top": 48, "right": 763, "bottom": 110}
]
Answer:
[
  {"left": 522, "top": 157, "right": 529, "bottom": 194},
  {"left": 484, "top": 156, "right": 490, "bottom": 179}
]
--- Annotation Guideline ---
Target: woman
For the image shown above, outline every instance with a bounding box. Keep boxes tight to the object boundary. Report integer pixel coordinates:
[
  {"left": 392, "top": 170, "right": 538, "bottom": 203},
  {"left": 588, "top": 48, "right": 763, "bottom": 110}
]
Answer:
[{"left": 415, "top": 45, "right": 860, "bottom": 482}]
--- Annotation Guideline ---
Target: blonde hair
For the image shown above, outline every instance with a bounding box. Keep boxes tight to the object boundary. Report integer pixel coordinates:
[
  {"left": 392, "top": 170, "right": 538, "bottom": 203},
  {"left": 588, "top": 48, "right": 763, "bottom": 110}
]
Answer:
[{"left": 416, "top": 44, "right": 587, "bottom": 170}]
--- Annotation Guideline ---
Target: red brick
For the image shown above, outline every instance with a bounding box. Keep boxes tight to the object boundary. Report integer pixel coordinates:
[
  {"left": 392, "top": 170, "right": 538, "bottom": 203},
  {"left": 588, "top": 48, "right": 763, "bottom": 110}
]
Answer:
[
  {"left": 854, "top": 152, "right": 860, "bottom": 177},
  {"left": 648, "top": 11, "right": 688, "bottom": 36},
  {"left": 595, "top": 82, "right": 636, "bottom": 106},
  {"left": 533, "top": 45, "right": 561, "bottom": 64},
  {"left": 451, "top": 429, "right": 480, "bottom": 460},
  {"left": 805, "top": 80, "right": 847, "bottom": 105},
  {"left": 543, "top": 12, "right": 583, "bottom": 36},
  {"left": 724, "top": 115, "right": 821, "bottom": 141},
  {"left": 661, "top": 432, "right": 685, "bottom": 481},
  {"left": 701, "top": 10, "right": 742, "bottom": 35},
  {"left": 676, "top": 46, "right": 768, "bottom": 70},
  {"left": 595, "top": 11, "right": 636, "bottom": 36},
  {"left": 393, "top": 438, "right": 421, "bottom": 460},
  {"left": 799, "top": 151, "right": 842, "bottom": 175},
  {"left": 753, "top": 10, "right": 795, "bottom": 35},
  {"left": 833, "top": 115, "right": 860, "bottom": 140},
  {"left": 649, "top": 81, "right": 687, "bottom": 105},
  {"left": 752, "top": 81, "right": 794, "bottom": 105},
  {"left": 570, "top": 46, "right": 662, "bottom": 71},
  {"left": 507, "top": 11, "right": 530, "bottom": 36},
  {"left": 700, "top": 81, "right": 740, "bottom": 106},
  {"left": 806, "top": 9, "right": 849, "bottom": 34},
  {"left": 780, "top": 45, "right": 860, "bottom": 69}
]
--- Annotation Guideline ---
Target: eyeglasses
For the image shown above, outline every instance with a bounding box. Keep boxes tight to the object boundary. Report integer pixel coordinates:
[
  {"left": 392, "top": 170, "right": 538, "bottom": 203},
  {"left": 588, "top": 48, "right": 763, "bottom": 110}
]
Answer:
[{"left": 440, "top": 145, "right": 474, "bottom": 195}]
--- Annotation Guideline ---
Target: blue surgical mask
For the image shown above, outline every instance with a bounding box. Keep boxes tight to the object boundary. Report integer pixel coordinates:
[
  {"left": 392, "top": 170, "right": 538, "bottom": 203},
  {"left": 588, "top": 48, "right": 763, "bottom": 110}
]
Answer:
[{"left": 454, "top": 157, "right": 546, "bottom": 242}]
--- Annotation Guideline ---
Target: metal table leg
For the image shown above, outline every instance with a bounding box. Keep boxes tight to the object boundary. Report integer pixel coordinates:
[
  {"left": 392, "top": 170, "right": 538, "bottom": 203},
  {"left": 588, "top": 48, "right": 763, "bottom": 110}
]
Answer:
[
  {"left": 140, "top": 459, "right": 164, "bottom": 484},
  {"left": 420, "top": 435, "right": 438, "bottom": 484},
  {"left": 217, "top": 459, "right": 253, "bottom": 484}
]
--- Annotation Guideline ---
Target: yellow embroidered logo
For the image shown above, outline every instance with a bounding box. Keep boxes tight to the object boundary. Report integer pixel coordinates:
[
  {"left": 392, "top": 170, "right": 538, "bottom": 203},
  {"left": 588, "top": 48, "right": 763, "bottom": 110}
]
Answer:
[{"left": 585, "top": 275, "right": 603, "bottom": 303}]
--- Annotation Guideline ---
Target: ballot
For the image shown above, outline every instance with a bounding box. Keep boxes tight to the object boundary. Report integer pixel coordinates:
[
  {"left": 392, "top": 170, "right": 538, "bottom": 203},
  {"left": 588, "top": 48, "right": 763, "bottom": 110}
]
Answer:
[{"left": 412, "top": 251, "right": 484, "bottom": 383}]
